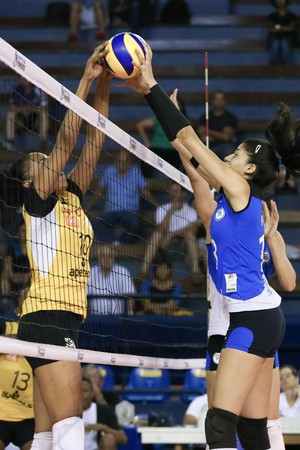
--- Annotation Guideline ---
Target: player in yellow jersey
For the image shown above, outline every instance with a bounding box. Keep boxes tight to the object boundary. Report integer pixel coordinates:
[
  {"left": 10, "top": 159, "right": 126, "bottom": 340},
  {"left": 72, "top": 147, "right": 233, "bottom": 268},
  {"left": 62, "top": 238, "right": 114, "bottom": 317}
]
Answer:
[
  {"left": 1, "top": 45, "right": 111, "bottom": 450},
  {"left": 0, "top": 321, "right": 34, "bottom": 450}
]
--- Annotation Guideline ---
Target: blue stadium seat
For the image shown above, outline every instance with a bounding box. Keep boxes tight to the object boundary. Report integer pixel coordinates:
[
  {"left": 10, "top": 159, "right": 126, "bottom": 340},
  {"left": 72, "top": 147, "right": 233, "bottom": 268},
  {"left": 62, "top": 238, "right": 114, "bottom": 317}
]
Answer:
[
  {"left": 125, "top": 368, "right": 171, "bottom": 403},
  {"left": 97, "top": 365, "right": 115, "bottom": 391},
  {"left": 181, "top": 368, "right": 207, "bottom": 403}
]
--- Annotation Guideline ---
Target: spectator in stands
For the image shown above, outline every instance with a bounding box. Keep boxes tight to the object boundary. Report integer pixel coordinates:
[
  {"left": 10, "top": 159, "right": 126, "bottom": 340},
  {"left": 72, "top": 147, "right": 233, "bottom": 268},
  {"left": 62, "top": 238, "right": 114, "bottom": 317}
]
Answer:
[
  {"left": 87, "top": 243, "right": 137, "bottom": 315},
  {"left": 6, "top": 77, "right": 48, "bottom": 147},
  {"left": 174, "top": 394, "right": 208, "bottom": 450},
  {"left": 183, "top": 393, "right": 208, "bottom": 426},
  {"left": 140, "top": 257, "right": 183, "bottom": 315},
  {"left": 160, "top": 0, "right": 191, "bottom": 24},
  {"left": 108, "top": 0, "right": 129, "bottom": 26},
  {"left": 268, "top": 0, "right": 297, "bottom": 65},
  {"left": 82, "top": 364, "right": 108, "bottom": 406},
  {"left": 87, "top": 149, "right": 156, "bottom": 245},
  {"left": 136, "top": 95, "right": 186, "bottom": 177},
  {"left": 1, "top": 220, "right": 31, "bottom": 307},
  {"left": 68, "top": 0, "right": 106, "bottom": 42},
  {"left": 140, "top": 182, "right": 201, "bottom": 283},
  {"left": 279, "top": 364, "right": 300, "bottom": 416},
  {"left": 197, "top": 90, "right": 238, "bottom": 161},
  {"left": 82, "top": 364, "right": 120, "bottom": 413},
  {"left": 109, "top": 0, "right": 157, "bottom": 30},
  {"left": 82, "top": 377, "right": 127, "bottom": 450}
]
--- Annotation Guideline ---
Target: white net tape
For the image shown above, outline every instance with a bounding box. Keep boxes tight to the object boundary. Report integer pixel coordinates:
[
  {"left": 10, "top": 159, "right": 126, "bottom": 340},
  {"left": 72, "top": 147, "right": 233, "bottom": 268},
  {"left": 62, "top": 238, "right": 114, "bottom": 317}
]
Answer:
[{"left": 0, "top": 38, "right": 206, "bottom": 369}]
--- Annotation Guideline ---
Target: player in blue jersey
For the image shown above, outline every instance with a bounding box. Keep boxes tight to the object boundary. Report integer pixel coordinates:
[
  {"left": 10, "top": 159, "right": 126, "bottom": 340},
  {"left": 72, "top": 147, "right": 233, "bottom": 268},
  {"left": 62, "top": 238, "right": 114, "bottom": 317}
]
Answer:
[
  {"left": 177, "top": 147, "right": 295, "bottom": 450},
  {"left": 120, "top": 43, "right": 300, "bottom": 450}
]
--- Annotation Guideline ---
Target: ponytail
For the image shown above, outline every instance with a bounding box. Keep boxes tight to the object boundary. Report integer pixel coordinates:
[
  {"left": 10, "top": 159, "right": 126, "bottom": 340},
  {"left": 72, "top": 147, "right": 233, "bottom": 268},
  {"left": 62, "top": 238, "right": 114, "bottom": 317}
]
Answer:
[{"left": 265, "top": 102, "right": 300, "bottom": 178}]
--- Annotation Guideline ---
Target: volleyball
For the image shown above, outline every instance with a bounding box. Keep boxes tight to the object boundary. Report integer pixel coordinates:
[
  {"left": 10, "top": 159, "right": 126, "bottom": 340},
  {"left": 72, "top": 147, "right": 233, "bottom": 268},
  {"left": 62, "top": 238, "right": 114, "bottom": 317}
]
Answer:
[{"left": 104, "top": 32, "right": 146, "bottom": 79}]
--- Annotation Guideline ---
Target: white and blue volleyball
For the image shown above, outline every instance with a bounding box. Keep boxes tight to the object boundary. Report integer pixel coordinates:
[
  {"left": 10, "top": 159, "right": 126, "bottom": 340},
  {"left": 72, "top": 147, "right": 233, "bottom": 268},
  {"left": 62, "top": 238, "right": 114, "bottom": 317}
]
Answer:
[{"left": 105, "top": 32, "right": 146, "bottom": 79}]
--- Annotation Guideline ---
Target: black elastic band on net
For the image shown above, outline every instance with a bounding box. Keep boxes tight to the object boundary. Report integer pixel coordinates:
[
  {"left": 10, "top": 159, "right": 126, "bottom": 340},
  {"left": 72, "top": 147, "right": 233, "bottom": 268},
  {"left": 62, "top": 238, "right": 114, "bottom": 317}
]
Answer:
[{"left": 144, "top": 84, "right": 190, "bottom": 142}]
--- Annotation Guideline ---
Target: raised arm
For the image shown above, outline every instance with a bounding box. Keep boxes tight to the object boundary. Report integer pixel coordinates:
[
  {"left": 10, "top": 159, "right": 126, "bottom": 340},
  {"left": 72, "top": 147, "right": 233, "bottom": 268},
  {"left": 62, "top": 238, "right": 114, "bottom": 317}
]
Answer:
[
  {"left": 69, "top": 68, "right": 112, "bottom": 193},
  {"left": 264, "top": 200, "right": 296, "bottom": 292},
  {"left": 119, "top": 44, "right": 250, "bottom": 210},
  {"left": 32, "top": 44, "right": 107, "bottom": 199},
  {"left": 173, "top": 138, "right": 216, "bottom": 238}
]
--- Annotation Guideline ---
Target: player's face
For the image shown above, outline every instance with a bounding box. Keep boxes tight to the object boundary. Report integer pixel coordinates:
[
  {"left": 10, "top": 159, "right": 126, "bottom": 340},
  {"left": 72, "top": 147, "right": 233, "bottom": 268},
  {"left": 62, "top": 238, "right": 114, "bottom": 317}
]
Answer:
[
  {"left": 156, "top": 263, "right": 171, "bottom": 280},
  {"left": 224, "top": 145, "right": 255, "bottom": 178},
  {"left": 82, "top": 381, "right": 94, "bottom": 410},
  {"left": 280, "top": 368, "right": 298, "bottom": 390}
]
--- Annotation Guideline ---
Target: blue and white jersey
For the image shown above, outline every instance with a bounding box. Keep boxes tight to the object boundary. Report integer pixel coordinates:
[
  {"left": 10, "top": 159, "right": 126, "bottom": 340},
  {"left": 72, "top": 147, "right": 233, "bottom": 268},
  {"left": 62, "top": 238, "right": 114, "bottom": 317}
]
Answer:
[
  {"left": 207, "top": 239, "right": 276, "bottom": 336},
  {"left": 207, "top": 243, "right": 229, "bottom": 337},
  {"left": 209, "top": 182, "right": 281, "bottom": 313}
]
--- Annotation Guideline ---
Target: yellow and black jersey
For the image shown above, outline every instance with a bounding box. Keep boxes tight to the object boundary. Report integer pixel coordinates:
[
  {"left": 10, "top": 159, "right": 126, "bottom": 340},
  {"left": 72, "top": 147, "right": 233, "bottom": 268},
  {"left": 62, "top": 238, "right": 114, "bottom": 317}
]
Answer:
[
  {"left": 0, "top": 322, "right": 33, "bottom": 421},
  {"left": 22, "top": 180, "right": 93, "bottom": 320}
]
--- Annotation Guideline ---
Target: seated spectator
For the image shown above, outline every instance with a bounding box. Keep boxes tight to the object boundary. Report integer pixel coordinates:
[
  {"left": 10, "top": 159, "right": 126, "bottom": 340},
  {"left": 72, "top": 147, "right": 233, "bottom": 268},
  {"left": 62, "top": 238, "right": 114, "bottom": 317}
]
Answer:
[
  {"left": 68, "top": 0, "right": 106, "bottom": 41},
  {"left": 1, "top": 220, "right": 31, "bottom": 307},
  {"left": 108, "top": 0, "right": 129, "bottom": 27},
  {"left": 140, "top": 183, "right": 201, "bottom": 282},
  {"left": 196, "top": 90, "right": 238, "bottom": 161},
  {"left": 82, "top": 364, "right": 108, "bottom": 406},
  {"left": 279, "top": 364, "right": 300, "bottom": 417},
  {"left": 82, "top": 377, "right": 127, "bottom": 450},
  {"left": 160, "top": 0, "right": 191, "bottom": 24},
  {"left": 174, "top": 394, "right": 208, "bottom": 450},
  {"left": 87, "top": 149, "right": 156, "bottom": 245},
  {"left": 109, "top": 0, "right": 157, "bottom": 30},
  {"left": 87, "top": 244, "right": 136, "bottom": 315},
  {"left": 82, "top": 364, "right": 120, "bottom": 408},
  {"left": 140, "top": 257, "right": 183, "bottom": 315},
  {"left": 6, "top": 77, "right": 48, "bottom": 146},
  {"left": 136, "top": 95, "right": 185, "bottom": 177},
  {"left": 268, "top": 0, "right": 297, "bottom": 65}
]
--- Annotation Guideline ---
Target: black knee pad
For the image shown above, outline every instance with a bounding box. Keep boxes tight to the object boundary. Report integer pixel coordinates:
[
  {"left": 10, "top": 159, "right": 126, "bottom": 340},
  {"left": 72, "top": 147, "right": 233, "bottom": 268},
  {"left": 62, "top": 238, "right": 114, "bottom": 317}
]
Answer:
[
  {"left": 237, "top": 416, "right": 270, "bottom": 450},
  {"left": 205, "top": 407, "right": 238, "bottom": 449}
]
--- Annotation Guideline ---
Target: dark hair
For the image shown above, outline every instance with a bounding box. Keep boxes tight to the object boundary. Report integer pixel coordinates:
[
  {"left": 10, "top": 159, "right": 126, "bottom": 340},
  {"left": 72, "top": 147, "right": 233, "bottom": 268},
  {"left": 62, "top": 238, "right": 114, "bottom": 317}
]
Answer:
[
  {"left": 243, "top": 103, "right": 300, "bottom": 188},
  {"left": 271, "top": 0, "right": 289, "bottom": 7},
  {"left": 0, "top": 156, "right": 30, "bottom": 208},
  {"left": 82, "top": 377, "right": 93, "bottom": 387},
  {"left": 153, "top": 253, "right": 173, "bottom": 272},
  {"left": 280, "top": 364, "right": 298, "bottom": 377}
]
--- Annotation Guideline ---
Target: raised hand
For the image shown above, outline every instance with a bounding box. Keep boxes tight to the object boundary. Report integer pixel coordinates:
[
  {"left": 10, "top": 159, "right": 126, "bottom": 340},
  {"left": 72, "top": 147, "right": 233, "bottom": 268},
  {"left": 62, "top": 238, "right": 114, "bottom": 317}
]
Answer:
[
  {"left": 113, "top": 73, "right": 150, "bottom": 94},
  {"left": 134, "top": 43, "right": 157, "bottom": 89},
  {"left": 83, "top": 43, "right": 109, "bottom": 82},
  {"left": 263, "top": 199, "right": 279, "bottom": 240}
]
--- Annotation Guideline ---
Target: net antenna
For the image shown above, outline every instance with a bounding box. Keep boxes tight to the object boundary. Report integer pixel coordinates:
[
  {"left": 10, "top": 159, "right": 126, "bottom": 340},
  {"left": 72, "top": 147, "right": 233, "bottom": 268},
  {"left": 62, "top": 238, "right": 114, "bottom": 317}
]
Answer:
[
  {"left": 0, "top": 38, "right": 207, "bottom": 370},
  {"left": 204, "top": 51, "right": 209, "bottom": 148}
]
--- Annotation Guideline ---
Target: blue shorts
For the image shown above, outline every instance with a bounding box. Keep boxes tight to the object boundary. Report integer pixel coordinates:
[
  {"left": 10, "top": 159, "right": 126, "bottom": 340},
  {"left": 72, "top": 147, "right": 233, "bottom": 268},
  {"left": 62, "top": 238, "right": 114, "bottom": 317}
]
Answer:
[{"left": 225, "top": 307, "right": 285, "bottom": 358}]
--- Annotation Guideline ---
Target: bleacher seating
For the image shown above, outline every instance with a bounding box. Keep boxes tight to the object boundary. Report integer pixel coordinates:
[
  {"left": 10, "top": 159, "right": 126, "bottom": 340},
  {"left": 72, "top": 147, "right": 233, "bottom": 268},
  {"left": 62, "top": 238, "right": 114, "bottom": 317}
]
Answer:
[
  {"left": 125, "top": 368, "right": 171, "bottom": 403},
  {"left": 181, "top": 368, "right": 207, "bottom": 403},
  {"left": 97, "top": 364, "right": 115, "bottom": 391}
]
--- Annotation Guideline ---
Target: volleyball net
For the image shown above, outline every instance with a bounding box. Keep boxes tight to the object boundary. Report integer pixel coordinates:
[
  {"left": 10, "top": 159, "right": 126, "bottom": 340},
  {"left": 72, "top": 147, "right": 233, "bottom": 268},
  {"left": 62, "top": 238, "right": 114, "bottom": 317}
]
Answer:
[{"left": 0, "top": 38, "right": 207, "bottom": 369}]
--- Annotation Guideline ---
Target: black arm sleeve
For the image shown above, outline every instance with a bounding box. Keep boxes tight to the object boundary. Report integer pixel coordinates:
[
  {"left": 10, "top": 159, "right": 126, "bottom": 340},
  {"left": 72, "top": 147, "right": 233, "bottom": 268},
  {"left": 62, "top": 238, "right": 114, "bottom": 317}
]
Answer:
[{"left": 144, "top": 84, "right": 191, "bottom": 142}]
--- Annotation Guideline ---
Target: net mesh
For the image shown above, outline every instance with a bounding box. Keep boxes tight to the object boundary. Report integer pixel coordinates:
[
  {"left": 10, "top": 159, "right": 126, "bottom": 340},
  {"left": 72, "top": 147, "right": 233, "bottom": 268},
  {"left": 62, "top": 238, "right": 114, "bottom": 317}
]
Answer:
[{"left": 0, "top": 38, "right": 207, "bottom": 369}]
